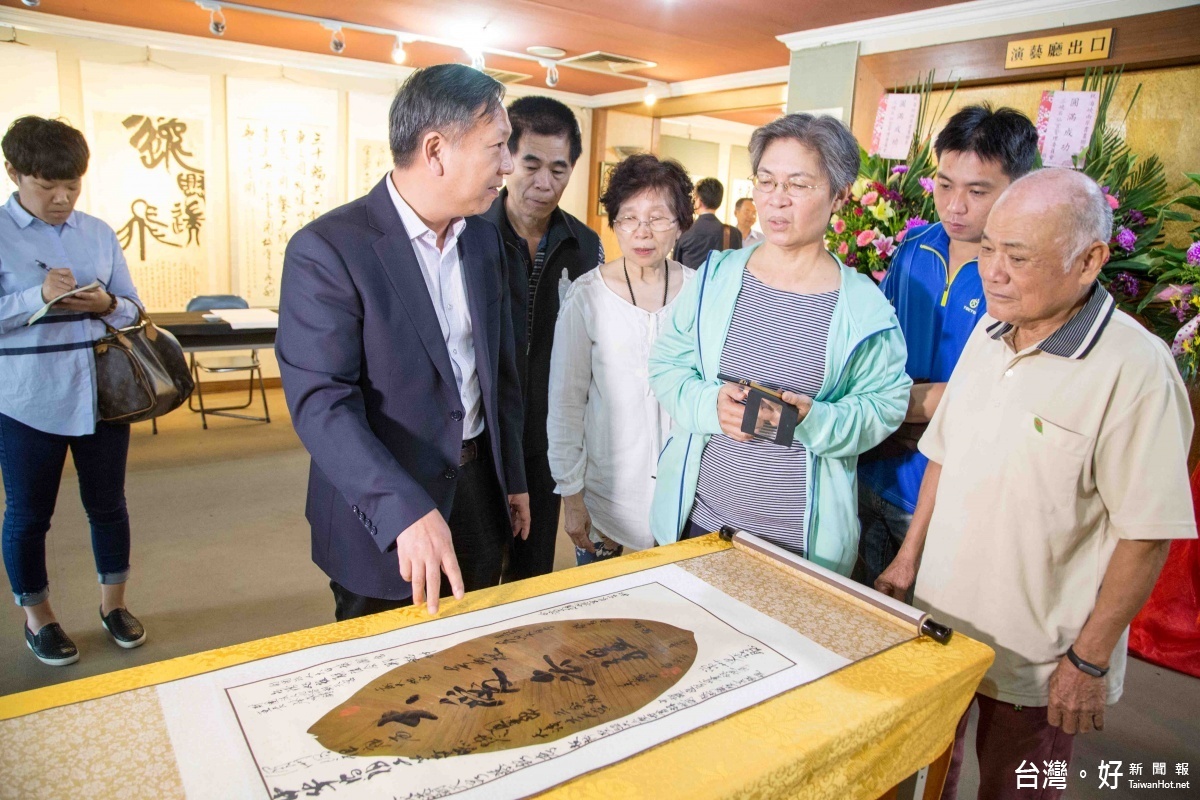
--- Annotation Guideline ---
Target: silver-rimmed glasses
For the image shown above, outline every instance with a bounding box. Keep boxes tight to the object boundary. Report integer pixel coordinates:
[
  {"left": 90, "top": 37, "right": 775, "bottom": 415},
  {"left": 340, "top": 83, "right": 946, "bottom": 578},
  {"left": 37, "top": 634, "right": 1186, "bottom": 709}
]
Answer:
[
  {"left": 613, "top": 216, "right": 679, "bottom": 233},
  {"left": 750, "top": 173, "right": 826, "bottom": 198}
]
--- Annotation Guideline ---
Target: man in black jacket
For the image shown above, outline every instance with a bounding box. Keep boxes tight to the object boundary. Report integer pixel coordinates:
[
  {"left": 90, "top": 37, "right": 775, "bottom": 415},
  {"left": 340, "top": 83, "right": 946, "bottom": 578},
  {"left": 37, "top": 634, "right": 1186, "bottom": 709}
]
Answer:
[
  {"left": 673, "top": 177, "right": 741, "bottom": 267},
  {"left": 481, "top": 96, "right": 603, "bottom": 580}
]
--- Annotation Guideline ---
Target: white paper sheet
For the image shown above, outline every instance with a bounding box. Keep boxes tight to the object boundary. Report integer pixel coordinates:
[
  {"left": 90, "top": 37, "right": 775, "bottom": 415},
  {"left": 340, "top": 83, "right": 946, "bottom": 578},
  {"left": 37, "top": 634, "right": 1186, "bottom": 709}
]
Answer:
[
  {"left": 158, "top": 565, "right": 849, "bottom": 800},
  {"left": 211, "top": 308, "right": 279, "bottom": 329}
]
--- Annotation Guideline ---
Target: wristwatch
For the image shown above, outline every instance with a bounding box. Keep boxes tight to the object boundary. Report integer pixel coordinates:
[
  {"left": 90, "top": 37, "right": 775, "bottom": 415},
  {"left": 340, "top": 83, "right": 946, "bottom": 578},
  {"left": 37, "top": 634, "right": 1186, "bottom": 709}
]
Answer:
[{"left": 1067, "top": 645, "right": 1109, "bottom": 677}]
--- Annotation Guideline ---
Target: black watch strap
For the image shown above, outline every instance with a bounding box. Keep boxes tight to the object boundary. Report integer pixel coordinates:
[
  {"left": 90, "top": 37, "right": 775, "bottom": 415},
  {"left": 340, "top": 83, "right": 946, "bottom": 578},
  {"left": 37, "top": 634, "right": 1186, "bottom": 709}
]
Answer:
[{"left": 1067, "top": 645, "right": 1109, "bottom": 677}]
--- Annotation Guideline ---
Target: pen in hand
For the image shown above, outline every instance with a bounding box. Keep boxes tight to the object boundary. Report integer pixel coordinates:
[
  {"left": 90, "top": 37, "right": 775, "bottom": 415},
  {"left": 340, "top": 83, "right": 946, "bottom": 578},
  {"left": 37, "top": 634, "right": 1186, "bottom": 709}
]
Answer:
[{"left": 36, "top": 260, "right": 79, "bottom": 291}]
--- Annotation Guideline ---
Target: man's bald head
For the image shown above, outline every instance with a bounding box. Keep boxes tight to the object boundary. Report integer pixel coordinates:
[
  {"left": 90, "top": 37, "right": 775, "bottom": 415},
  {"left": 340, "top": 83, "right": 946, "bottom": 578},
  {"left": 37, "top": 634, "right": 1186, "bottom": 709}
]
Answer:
[
  {"left": 979, "top": 168, "right": 1111, "bottom": 334},
  {"left": 992, "top": 168, "right": 1114, "bottom": 270}
]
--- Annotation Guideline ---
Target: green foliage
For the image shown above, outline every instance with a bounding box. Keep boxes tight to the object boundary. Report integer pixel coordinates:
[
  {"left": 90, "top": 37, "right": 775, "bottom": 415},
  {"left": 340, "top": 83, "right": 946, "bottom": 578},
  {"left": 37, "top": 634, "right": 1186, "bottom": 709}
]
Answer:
[{"left": 826, "top": 72, "right": 955, "bottom": 277}]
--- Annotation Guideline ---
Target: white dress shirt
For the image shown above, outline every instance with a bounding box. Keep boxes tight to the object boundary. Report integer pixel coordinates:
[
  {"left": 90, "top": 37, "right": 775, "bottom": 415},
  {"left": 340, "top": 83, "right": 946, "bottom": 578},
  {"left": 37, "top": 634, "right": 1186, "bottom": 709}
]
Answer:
[
  {"left": 387, "top": 176, "right": 483, "bottom": 438},
  {"left": 547, "top": 266, "right": 695, "bottom": 550}
]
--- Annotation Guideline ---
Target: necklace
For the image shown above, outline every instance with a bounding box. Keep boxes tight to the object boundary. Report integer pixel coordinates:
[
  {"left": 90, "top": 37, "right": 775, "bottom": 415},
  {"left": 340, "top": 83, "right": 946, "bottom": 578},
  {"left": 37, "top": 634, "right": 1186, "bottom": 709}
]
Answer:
[{"left": 622, "top": 257, "right": 669, "bottom": 309}]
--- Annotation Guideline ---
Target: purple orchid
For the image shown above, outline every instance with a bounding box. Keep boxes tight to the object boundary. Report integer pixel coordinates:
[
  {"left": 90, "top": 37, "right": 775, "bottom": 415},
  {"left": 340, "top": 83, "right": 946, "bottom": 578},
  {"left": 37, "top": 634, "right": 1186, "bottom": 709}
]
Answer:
[{"left": 1110, "top": 271, "right": 1138, "bottom": 296}]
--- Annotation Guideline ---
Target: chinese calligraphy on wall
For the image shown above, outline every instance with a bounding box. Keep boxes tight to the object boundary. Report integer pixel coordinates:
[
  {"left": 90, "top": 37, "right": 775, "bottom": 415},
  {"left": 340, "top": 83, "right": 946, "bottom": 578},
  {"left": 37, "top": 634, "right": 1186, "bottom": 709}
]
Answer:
[
  {"left": 92, "top": 111, "right": 207, "bottom": 310},
  {"left": 232, "top": 121, "right": 334, "bottom": 306},
  {"left": 354, "top": 139, "right": 391, "bottom": 199},
  {"left": 1005, "top": 28, "right": 1113, "bottom": 70}
]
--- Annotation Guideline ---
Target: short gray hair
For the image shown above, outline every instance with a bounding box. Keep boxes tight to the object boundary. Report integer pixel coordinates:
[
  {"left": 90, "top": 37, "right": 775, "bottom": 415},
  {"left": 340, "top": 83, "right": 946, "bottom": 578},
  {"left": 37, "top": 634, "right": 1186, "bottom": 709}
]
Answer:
[
  {"left": 749, "top": 114, "right": 860, "bottom": 197},
  {"left": 1002, "top": 168, "right": 1113, "bottom": 270},
  {"left": 389, "top": 64, "right": 506, "bottom": 168}
]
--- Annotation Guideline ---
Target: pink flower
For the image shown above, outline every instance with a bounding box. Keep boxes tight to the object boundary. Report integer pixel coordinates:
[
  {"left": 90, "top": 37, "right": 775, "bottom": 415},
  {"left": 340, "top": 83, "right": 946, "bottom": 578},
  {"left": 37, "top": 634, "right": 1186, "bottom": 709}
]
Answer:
[
  {"left": 1188, "top": 241, "right": 1200, "bottom": 266},
  {"left": 1105, "top": 193, "right": 1119, "bottom": 209},
  {"left": 1157, "top": 284, "right": 1193, "bottom": 302},
  {"left": 861, "top": 191, "right": 879, "bottom": 206},
  {"left": 856, "top": 229, "right": 877, "bottom": 247},
  {"left": 837, "top": 242, "right": 849, "bottom": 255},
  {"left": 919, "top": 177, "right": 935, "bottom": 193},
  {"left": 872, "top": 270, "right": 888, "bottom": 282},
  {"left": 896, "top": 228, "right": 907, "bottom": 243},
  {"left": 872, "top": 235, "right": 895, "bottom": 259},
  {"left": 905, "top": 217, "right": 929, "bottom": 230},
  {"left": 832, "top": 217, "right": 846, "bottom": 234},
  {"left": 891, "top": 165, "right": 909, "bottom": 174},
  {"left": 854, "top": 207, "right": 863, "bottom": 217}
]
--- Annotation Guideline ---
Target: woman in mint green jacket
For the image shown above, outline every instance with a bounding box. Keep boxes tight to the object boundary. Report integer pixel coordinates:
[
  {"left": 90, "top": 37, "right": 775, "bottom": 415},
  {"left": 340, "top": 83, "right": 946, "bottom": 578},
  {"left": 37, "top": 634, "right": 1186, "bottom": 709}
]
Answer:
[{"left": 649, "top": 114, "right": 910, "bottom": 577}]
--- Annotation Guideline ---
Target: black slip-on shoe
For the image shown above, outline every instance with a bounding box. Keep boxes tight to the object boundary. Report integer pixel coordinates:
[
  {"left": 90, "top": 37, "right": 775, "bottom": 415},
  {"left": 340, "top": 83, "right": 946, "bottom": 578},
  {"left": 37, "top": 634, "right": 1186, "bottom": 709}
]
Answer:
[
  {"left": 100, "top": 606, "right": 147, "bottom": 649},
  {"left": 25, "top": 622, "right": 80, "bottom": 666}
]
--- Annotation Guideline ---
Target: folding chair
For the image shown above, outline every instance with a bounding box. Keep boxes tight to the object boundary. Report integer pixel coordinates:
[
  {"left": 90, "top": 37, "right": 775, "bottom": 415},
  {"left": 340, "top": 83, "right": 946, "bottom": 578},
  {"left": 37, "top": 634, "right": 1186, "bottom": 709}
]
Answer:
[{"left": 184, "top": 295, "right": 271, "bottom": 429}]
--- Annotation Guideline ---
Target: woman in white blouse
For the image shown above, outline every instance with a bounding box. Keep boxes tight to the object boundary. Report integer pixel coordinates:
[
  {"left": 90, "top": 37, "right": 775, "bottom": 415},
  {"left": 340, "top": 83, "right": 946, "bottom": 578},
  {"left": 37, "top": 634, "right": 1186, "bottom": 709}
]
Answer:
[{"left": 548, "top": 154, "right": 697, "bottom": 564}]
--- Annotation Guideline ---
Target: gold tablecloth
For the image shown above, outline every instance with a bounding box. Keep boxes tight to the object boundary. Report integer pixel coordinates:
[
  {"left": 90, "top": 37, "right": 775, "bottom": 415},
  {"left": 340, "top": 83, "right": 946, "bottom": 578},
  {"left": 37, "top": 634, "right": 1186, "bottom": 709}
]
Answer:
[{"left": 0, "top": 535, "right": 992, "bottom": 799}]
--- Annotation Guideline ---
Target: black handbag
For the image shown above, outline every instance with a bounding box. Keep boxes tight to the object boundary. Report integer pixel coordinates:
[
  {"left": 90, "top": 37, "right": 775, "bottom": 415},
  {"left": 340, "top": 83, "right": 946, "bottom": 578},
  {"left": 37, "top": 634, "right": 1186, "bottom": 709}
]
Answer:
[{"left": 93, "top": 307, "right": 195, "bottom": 424}]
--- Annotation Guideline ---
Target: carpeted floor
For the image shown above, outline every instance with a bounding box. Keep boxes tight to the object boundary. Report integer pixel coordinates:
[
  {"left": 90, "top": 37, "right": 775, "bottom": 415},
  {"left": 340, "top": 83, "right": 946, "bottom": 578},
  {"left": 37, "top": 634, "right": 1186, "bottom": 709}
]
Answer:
[{"left": 0, "top": 388, "right": 1195, "bottom": 798}]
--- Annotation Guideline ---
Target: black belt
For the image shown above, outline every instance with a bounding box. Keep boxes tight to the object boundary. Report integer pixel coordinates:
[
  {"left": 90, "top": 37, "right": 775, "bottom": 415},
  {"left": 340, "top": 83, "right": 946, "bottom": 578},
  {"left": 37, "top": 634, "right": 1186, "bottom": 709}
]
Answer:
[{"left": 460, "top": 433, "right": 485, "bottom": 466}]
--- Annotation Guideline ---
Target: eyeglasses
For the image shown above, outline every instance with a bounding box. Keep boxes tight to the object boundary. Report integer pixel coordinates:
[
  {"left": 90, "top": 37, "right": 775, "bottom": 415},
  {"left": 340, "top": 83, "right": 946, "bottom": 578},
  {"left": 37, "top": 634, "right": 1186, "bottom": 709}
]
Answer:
[
  {"left": 751, "top": 173, "right": 826, "bottom": 198},
  {"left": 613, "top": 216, "right": 678, "bottom": 233}
]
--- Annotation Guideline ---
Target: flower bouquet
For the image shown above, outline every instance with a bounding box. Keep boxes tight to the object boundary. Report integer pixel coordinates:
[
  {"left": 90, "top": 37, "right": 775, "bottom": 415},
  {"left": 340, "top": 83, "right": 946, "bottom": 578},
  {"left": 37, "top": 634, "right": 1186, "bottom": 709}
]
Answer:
[
  {"left": 827, "top": 72, "right": 953, "bottom": 281},
  {"left": 1138, "top": 172, "right": 1200, "bottom": 381},
  {"left": 1073, "top": 68, "right": 1200, "bottom": 380}
]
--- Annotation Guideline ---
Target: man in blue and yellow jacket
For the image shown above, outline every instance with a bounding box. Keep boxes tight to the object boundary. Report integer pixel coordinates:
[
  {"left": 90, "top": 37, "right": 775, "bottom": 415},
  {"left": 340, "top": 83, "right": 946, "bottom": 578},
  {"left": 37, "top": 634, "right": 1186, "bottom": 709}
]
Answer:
[{"left": 856, "top": 104, "right": 1039, "bottom": 587}]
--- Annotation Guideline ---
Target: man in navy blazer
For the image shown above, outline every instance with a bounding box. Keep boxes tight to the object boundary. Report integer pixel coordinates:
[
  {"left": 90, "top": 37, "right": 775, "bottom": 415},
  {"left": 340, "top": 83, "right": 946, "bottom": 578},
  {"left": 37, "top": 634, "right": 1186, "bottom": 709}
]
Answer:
[{"left": 277, "top": 65, "right": 529, "bottom": 620}]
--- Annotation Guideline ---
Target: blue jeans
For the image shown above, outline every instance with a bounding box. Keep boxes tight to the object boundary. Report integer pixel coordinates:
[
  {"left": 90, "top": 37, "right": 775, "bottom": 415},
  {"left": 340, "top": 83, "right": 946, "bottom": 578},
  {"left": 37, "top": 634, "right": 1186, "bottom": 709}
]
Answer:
[
  {"left": 0, "top": 412, "right": 132, "bottom": 606},
  {"left": 854, "top": 484, "right": 913, "bottom": 589},
  {"left": 574, "top": 529, "right": 624, "bottom": 566}
]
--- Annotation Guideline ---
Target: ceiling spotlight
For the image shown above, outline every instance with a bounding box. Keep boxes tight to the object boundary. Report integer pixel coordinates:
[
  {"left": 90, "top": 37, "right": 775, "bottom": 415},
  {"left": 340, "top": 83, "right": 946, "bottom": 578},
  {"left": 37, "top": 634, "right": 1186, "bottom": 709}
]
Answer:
[
  {"left": 196, "top": 2, "right": 225, "bottom": 36},
  {"left": 328, "top": 26, "right": 346, "bottom": 54},
  {"left": 391, "top": 36, "right": 406, "bottom": 64},
  {"left": 643, "top": 86, "right": 658, "bottom": 107},
  {"left": 21, "top": 0, "right": 41, "bottom": 7},
  {"left": 543, "top": 62, "right": 559, "bottom": 88},
  {"left": 466, "top": 47, "right": 486, "bottom": 71}
]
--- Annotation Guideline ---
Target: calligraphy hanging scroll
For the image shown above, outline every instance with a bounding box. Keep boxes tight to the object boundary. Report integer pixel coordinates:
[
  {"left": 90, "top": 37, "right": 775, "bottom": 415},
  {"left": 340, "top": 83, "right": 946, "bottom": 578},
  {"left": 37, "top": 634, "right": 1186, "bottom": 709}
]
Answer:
[
  {"left": 231, "top": 121, "right": 334, "bottom": 305},
  {"left": 354, "top": 140, "right": 392, "bottom": 199},
  {"left": 227, "top": 78, "right": 338, "bottom": 308},
  {"left": 348, "top": 91, "right": 393, "bottom": 201},
  {"left": 81, "top": 62, "right": 213, "bottom": 311},
  {"left": 91, "top": 111, "right": 208, "bottom": 310}
]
